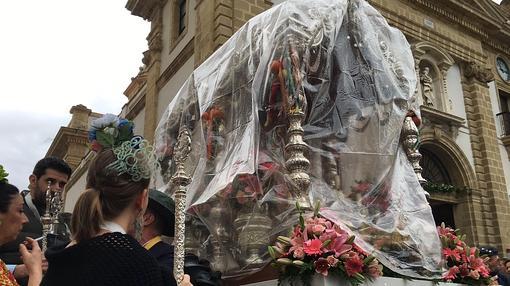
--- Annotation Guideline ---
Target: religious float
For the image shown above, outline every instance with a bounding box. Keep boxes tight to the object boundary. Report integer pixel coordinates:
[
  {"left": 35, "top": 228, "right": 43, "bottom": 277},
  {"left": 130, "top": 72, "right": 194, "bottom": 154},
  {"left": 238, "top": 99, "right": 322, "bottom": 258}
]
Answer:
[{"left": 153, "top": 0, "right": 497, "bottom": 285}]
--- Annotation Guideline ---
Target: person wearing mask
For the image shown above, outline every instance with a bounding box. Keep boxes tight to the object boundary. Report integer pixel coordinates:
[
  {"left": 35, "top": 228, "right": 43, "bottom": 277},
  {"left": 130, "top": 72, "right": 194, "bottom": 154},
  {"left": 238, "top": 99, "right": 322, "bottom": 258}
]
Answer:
[
  {"left": 0, "top": 165, "right": 43, "bottom": 286},
  {"left": 41, "top": 114, "right": 192, "bottom": 286},
  {"left": 0, "top": 157, "right": 71, "bottom": 285}
]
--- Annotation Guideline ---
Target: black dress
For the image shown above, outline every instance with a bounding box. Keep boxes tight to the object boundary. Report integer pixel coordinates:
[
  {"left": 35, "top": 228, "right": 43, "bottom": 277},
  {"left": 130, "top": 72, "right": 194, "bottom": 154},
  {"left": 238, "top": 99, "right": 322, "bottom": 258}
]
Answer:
[{"left": 41, "top": 232, "right": 175, "bottom": 286}]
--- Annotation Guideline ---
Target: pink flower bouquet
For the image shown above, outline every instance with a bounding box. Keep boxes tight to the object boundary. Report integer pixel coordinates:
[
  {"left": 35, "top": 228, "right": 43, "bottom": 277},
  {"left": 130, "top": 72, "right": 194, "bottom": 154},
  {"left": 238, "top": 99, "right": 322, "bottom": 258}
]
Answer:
[
  {"left": 438, "top": 223, "right": 498, "bottom": 285},
  {"left": 268, "top": 203, "right": 382, "bottom": 285}
]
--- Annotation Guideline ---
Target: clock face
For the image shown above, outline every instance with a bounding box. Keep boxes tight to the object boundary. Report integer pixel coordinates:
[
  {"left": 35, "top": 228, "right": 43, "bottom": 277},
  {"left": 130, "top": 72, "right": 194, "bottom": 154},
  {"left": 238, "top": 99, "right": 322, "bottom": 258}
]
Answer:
[{"left": 497, "top": 57, "right": 510, "bottom": 82}]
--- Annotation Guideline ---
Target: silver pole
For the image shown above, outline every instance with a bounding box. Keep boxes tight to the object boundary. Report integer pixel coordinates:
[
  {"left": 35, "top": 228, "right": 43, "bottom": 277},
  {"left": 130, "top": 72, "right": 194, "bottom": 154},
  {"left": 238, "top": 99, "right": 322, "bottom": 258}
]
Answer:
[{"left": 169, "top": 126, "right": 192, "bottom": 284}]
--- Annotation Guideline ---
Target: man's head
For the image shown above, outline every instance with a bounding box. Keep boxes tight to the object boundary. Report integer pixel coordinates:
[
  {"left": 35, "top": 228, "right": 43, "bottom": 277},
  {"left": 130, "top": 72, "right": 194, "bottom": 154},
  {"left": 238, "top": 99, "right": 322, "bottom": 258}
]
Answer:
[
  {"left": 29, "top": 157, "right": 72, "bottom": 209},
  {"left": 504, "top": 258, "right": 510, "bottom": 273},
  {"left": 142, "top": 189, "right": 175, "bottom": 242},
  {"left": 480, "top": 246, "right": 500, "bottom": 271}
]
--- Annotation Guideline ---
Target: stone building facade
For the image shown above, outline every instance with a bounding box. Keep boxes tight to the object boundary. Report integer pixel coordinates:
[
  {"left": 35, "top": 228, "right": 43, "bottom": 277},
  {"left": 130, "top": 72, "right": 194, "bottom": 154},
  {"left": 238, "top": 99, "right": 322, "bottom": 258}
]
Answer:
[{"left": 50, "top": 0, "right": 510, "bottom": 255}]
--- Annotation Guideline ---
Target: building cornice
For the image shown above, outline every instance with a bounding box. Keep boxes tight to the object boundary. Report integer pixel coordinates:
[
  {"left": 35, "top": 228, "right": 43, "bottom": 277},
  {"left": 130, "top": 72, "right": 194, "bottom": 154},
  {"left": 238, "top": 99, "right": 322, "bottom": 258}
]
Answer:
[
  {"left": 406, "top": 0, "right": 510, "bottom": 55},
  {"left": 369, "top": 0, "right": 510, "bottom": 61},
  {"left": 45, "top": 127, "right": 88, "bottom": 159},
  {"left": 124, "top": 69, "right": 147, "bottom": 100},
  {"left": 125, "top": 0, "right": 167, "bottom": 20}
]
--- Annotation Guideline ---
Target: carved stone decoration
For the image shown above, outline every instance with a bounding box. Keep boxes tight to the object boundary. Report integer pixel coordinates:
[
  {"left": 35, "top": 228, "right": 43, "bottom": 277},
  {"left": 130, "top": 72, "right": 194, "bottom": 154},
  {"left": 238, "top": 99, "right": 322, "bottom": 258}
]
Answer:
[
  {"left": 463, "top": 61, "right": 495, "bottom": 84},
  {"left": 420, "top": 67, "right": 434, "bottom": 107},
  {"left": 420, "top": 106, "right": 465, "bottom": 140},
  {"left": 402, "top": 115, "right": 427, "bottom": 186},
  {"left": 169, "top": 125, "right": 192, "bottom": 284},
  {"left": 501, "top": 135, "right": 510, "bottom": 161}
]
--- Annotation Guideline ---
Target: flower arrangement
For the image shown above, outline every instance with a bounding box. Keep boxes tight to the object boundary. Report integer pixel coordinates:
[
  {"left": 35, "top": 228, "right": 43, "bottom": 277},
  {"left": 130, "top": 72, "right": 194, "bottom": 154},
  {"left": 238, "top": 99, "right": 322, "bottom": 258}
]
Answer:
[
  {"left": 88, "top": 113, "right": 134, "bottom": 152},
  {"left": 268, "top": 203, "right": 382, "bottom": 286},
  {"left": 438, "top": 223, "right": 498, "bottom": 285}
]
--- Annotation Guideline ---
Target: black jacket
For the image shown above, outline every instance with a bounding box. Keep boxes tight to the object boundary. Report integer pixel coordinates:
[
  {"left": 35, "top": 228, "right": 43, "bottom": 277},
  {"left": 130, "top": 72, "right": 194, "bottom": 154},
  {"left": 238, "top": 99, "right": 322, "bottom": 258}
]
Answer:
[
  {"left": 148, "top": 240, "right": 220, "bottom": 286},
  {"left": 41, "top": 232, "right": 174, "bottom": 286},
  {"left": 149, "top": 240, "right": 175, "bottom": 274}
]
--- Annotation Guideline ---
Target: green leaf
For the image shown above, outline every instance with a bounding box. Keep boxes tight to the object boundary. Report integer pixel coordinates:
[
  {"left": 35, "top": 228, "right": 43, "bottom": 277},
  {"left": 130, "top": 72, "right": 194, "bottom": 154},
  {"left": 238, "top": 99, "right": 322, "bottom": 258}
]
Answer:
[
  {"left": 321, "top": 239, "right": 331, "bottom": 248},
  {"left": 96, "top": 130, "right": 115, "bottom": 148},
  {"left": 313, "top": 200, "right": 321, "bottom": 217},
  {"left": 0, "top": 165, "right": 8, "bottom": 183},
  {"left": 363, "top": 255, "right": 375, "bottom": 264},
  {"left": 299, "top": 215, "right": 305, "bottom": 230},
  {"left": 277, "top": 236, "right": 292, "bottom": 245},
  {"left": 268, "top": 246, "right": 277, "bottom": 260},
  {"left": 276, "top": 258, "right": 293, "bottom": 265}
]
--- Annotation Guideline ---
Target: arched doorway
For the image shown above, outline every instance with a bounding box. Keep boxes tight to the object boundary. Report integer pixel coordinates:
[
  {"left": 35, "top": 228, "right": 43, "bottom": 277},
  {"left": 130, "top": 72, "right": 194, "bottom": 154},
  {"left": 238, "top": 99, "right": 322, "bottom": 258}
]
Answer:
[
  {"left": 418, "top": 131, "right": 479, "bottom": 244},
  {"left": 421, "top": 147, "right": 456, "bottom": 228}
]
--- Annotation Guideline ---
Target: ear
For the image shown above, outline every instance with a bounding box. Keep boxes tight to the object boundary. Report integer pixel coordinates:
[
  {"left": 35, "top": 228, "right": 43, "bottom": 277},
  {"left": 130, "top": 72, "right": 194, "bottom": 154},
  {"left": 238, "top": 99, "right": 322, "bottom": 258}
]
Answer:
[
  {"left": 28, "top": 174, "right": 37, "bottom": 190},
  {"left": 135, "top": 189, "right": 149, "bottom": 212},
  {"left": 143, "top": 212, "right": 155, "bottom": 227}
]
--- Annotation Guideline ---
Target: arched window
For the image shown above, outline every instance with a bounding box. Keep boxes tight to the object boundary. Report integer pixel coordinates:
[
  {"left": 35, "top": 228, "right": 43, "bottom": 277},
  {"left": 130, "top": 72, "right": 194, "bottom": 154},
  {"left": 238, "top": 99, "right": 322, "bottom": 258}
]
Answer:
[{"left": 421, "top": 148, "right": 452, "bottom": 184}]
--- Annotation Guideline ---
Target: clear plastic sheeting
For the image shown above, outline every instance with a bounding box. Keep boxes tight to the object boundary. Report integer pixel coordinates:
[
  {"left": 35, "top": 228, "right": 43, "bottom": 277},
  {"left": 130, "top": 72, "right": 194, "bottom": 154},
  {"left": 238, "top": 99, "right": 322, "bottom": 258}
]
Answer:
[{"left": 154, "top": 0, "right": 442, "bottom": 279}]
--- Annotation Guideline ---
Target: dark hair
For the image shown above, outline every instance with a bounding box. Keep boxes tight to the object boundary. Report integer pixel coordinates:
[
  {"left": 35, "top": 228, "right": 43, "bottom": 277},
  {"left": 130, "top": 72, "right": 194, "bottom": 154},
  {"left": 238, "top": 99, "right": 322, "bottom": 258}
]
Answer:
[
  {"left": 0, "top": 182, "right": 20, "bottom": 213},
  {"left": 71, "top": 149, "right": 150, "bottom": 242},
  {"left": 146, "top": 204, "right": 166, "bottom": 234},
  {"left": 480, "top": 246, "right": 499, "bottom": 257},
  {"left": 33, "top": 156, "right": 72, "bottom": 179}
]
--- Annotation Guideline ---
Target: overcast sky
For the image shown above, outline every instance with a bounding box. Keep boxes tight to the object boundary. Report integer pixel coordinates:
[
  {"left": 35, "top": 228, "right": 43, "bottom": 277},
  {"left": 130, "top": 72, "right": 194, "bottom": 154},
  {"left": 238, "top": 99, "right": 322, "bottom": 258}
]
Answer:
[{"left": 0, "top": 1, "right": 149, "bottom": 189}]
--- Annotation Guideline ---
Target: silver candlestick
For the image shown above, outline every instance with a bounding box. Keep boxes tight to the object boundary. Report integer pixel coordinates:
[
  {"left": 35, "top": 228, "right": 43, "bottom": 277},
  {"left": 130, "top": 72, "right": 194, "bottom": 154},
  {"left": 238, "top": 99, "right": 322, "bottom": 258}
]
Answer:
[
  {"left": 41, "top": 181, "right": 52, "bottom": 253},
  {"left": 169, "top": 125, "right": 192, "bottom": 284}
]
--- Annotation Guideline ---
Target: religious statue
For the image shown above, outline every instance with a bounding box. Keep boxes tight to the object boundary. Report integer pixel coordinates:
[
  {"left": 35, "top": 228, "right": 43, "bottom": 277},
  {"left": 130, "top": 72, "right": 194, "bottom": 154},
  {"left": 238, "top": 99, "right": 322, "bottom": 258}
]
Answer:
[
  {"left": 154, "top": 0, "right": 443, "bottom": 280},
  {"left": 420, "top": 67, "right": 434, "bottom": 106}
]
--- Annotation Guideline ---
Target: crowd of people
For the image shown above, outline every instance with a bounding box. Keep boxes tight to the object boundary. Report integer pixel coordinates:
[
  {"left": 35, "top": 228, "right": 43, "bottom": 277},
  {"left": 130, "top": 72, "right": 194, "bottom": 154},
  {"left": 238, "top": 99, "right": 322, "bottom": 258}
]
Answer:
[
  {"left": 0, "top": 115, "right": 219, "bottom": 286},
  {"left": 483, "top": 247, "right": 510, "bottom": 286}
]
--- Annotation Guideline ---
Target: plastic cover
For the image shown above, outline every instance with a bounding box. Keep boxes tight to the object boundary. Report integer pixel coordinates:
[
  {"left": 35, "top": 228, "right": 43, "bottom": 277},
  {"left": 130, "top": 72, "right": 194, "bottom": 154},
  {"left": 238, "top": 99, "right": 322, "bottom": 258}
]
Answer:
[{"left": 154, "top": 0, "right": 442, "bottom": 279}]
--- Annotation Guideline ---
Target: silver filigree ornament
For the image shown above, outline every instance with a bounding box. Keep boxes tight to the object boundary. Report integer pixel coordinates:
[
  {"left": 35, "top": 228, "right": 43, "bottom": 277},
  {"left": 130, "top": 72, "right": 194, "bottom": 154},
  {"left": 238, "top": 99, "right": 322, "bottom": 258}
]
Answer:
[{"left": 107, "top": 136, "right": 161, "bottom": 182}]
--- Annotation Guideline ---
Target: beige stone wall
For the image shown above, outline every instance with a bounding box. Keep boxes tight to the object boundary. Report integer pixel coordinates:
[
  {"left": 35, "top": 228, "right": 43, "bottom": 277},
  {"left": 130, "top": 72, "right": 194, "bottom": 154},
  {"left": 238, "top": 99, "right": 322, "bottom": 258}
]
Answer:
[{"left": 194, "top": 0, "right": 271, "bottom": 67}]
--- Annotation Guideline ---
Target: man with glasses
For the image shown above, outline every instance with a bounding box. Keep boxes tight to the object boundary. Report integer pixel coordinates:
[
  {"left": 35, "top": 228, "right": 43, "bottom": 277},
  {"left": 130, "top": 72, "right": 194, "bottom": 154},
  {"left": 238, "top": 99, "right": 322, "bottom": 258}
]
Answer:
[{"left": 0, "top": 156, "right": 72, "bottom": 286}]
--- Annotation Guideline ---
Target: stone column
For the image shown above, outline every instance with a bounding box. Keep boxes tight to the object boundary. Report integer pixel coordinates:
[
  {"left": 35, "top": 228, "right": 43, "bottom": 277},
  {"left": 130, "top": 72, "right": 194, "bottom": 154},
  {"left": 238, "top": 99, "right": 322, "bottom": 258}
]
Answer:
[
  {"left": 461, "top": 61, "right": 510, "bottom": 252},
  {"left": 143, "top": 5, "right": 164, "bottom": 142},
  {"left": 68, "top": 104, "right": 91, "bottom": 130}
]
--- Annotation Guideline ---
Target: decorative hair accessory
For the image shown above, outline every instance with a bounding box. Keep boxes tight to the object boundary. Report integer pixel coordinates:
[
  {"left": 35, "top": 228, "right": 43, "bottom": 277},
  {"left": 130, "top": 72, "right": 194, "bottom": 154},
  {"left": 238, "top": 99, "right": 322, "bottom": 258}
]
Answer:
[
  {"left": 107, "top": 136, "right": 160, "bottom": 182},
  {"left": 0, "top": 165, "right": 8, "bottom": 183},
  {"left": 88, "top": 113, "right": 134, "bottom": 152},
  {"left": 89, "top": 114, "right": 160, "bottom": 182}
]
